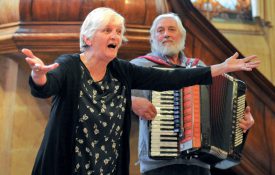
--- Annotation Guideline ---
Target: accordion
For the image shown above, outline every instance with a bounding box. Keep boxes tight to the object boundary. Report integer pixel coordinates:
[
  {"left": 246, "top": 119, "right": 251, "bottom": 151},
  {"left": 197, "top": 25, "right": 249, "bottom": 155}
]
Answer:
[{"left": 149, "top": 73, "right": 247, "bottom": 169}]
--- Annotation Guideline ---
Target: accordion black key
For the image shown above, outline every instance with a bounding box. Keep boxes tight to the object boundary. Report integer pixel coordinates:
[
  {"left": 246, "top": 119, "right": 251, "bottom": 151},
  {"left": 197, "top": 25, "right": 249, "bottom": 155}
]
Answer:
[{"left": 148, "top": 73, "right": 247, "bottom": 169}]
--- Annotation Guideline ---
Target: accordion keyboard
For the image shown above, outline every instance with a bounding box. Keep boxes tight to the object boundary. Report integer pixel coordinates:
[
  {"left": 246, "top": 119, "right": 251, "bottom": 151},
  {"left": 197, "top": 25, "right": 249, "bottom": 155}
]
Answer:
[{"left": 149, "top": 90, "right": 181, "bottom": 158}]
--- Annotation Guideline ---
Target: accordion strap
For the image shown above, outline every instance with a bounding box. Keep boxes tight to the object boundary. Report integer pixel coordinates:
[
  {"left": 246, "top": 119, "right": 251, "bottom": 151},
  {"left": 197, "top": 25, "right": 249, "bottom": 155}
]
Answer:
[
  {"left": 186, "top": 57, "right": 200, "bottom": 67},
  {"left": 138, "top": 55, "right": 200, "bottom": 67},
  {"left": 137, "top": 55, "right": 171, "bottom": 67}
]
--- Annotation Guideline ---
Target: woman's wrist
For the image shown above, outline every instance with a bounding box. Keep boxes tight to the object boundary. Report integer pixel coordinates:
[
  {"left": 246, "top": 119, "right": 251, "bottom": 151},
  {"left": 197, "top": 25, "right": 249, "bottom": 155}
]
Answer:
[
  {"left": 210, "top": 62, "right": 227, "bottom": 77},
  {"left": 31, "top": 71, "right": 47, "bottom": 86}
]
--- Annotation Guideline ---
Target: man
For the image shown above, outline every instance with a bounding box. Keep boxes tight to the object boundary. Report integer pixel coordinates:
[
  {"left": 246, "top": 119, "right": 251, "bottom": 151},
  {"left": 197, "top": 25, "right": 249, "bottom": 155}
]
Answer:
[{"left": 130, "top": 13, "right": 255, "bottom": 175}]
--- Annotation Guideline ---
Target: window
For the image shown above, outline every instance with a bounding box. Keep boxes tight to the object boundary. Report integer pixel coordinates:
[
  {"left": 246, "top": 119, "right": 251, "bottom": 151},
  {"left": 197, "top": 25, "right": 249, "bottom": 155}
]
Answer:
[{"left": 191, "top": 0, "right": 254, "bottom": 23}]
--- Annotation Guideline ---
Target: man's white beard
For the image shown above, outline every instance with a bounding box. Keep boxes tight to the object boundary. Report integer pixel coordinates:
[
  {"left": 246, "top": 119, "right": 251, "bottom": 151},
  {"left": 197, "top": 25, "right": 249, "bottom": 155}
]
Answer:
[{"left": 152, "top": 41, "right": 183, "bottom": 57}]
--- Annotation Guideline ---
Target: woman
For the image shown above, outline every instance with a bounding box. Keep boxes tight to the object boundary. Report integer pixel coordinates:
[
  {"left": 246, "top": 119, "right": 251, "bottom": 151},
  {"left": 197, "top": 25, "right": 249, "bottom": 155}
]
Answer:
[{"left": 22, "top": 7, "right": 259, "bottom": 175}]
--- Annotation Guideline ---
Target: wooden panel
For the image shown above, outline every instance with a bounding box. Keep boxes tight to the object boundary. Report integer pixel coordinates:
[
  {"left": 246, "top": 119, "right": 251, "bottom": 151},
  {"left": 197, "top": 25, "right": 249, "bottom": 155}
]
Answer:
[
  {"left": 19, "top": 0, "right": 166, "bottom": 25},
  {"left": 0, "top": 57, "right": 18, "bottom": 175},
  {"left": 0, "top": 0, "right": 20, "bottom": 24},
  {"left": 32, "top": 0, "right": 81, "bottom": 21},
  {"left": 1, "top": 0, "right": 170, "bottom": 59}
]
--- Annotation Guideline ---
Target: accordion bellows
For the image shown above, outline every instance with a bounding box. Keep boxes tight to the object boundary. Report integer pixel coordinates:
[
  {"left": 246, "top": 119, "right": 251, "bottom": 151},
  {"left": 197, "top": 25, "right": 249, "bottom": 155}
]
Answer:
[{"left": 149, "top": 74, "right": 247, "bottom": 169}]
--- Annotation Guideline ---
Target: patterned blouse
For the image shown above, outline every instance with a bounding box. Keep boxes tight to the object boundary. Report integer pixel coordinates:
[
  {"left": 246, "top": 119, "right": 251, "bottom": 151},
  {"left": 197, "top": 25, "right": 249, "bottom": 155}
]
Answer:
[{"left": 73, "top": 61, "right": 126, "bottom": 175}]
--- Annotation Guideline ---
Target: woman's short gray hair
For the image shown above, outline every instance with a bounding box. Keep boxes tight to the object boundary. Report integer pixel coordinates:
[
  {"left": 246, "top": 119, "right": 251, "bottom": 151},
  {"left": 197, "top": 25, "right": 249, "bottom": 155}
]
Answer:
[
  {"left": 150, "top": 13, "right": 186, "bottom": 51},
  {"left": 79, "top": 7, "right": 127, "bottom": 52}
]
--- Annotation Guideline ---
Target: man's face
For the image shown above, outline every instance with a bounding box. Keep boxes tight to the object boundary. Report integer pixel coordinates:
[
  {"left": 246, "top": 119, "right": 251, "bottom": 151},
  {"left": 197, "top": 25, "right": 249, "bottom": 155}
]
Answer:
[{"left": 152, "top": 18, "right": 183, "bottom": 56}]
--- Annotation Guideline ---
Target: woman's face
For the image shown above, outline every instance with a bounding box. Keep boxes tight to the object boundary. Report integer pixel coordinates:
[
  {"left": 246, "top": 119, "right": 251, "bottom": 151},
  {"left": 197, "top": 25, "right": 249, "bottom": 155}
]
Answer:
[{"left": 88, "top": 20, "right": 123, "bottom": 62}]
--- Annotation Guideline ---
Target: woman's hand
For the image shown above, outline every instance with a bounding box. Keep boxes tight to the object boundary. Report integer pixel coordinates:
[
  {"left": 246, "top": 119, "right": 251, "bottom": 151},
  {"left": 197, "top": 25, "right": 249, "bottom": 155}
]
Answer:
[
  {"left": 224, "top": 52, "right": 260, "bottom": 72},
  {"left": 211, "top": 52, "right": 260, "bottom": 77},
  {"left": 22, "top": 48, "right": 59, "bottom": 86}
]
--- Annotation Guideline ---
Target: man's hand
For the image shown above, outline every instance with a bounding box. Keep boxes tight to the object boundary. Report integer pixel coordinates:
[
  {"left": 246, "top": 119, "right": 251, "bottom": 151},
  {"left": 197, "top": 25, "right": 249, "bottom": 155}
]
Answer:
[
  {"left": 131, "top": 96, "right": 157, "bottom": 120},
  {"left": 239, "top": 106, "right": 255, "bottom": 133}
]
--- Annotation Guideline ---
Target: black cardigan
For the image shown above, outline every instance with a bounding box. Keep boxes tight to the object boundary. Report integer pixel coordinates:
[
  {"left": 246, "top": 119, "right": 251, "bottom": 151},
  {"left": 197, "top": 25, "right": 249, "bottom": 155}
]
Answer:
[{"left": 29, "top": 54, "right": 212, "bottom": 175}]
